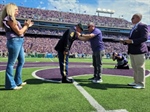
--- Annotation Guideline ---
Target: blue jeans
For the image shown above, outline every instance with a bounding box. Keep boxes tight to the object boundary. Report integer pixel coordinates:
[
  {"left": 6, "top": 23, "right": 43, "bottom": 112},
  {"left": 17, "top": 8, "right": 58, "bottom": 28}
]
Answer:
[{"left": 5, "top": 38, "right": 25, "bottom": 89}]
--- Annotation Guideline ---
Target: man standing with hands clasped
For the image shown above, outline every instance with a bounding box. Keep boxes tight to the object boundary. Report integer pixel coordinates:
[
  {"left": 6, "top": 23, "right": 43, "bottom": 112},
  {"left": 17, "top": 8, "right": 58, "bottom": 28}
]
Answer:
[{"left": 121, "top": 13, "right": 148, "bottom": 89}]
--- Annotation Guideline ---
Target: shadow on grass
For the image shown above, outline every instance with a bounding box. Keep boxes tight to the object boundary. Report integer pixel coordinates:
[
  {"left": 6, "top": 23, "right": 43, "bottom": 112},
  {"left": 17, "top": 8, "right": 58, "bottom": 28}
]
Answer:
[
  {"left": 74, "top": 78, "right": 90, "bottom": 82},
  {"left": 0, "top": 78, "right": 61, "bottom": 91},
  {"left": 0, "top": 85, "right": 7, "bottom": 91},
  {"left": 0, "top": 85, "right": 4, "bottom": 87},
  {"left": 0, "top": 87, "right": 22, "bottom": 91},
  {"left": 24, "top": 78, "right": 61, "bottom": 85},
  {"left": 79, "top": 83, "right": 132, "bottom": 90},
  {"left": 0, "top": 79, "right": 46, "bottom": 91},
  {"left": 74, "top": 79, "right": 132, "bottom": 90},
  {"left": 0, "top": 86, "right": 7, "bottom": 91},
  {"left": 24, "top": 79, "right": 45, "bottom": 84},
  {"left": 0, "top": 88, "right": 19, "bottom": 91}
]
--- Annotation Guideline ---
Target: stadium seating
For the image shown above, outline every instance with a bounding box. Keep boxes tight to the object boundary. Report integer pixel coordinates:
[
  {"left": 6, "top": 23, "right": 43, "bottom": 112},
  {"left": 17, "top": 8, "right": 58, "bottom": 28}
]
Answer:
[
  {"left": 0, "top": 4, "right": 132, "bottom": 28},
  {"left": 0, "top": 4, "right": 149, "bottom": 58}
]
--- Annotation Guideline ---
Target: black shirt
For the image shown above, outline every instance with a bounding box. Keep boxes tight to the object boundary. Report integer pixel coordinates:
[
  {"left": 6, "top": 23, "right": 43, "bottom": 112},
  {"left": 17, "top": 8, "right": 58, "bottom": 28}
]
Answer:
[{"left": 55, "top": 27, "right": 77, "bottom": 52}]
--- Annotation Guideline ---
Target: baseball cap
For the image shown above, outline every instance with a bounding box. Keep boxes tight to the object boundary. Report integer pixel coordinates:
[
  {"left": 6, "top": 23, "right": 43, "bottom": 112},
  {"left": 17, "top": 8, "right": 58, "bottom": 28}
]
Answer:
[{"left": 77, "top": 23, "right": 84, "bottom": 31}]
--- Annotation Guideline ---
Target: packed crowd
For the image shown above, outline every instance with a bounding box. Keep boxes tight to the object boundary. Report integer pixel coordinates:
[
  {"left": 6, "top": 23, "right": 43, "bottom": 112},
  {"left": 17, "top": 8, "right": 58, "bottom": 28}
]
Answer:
[
  {"left": 0, "top": 4, "right": 132, "bottom": 28},
  {"left": 1, "top": 34, "right": 150, "bottom": 58},
  {"left": 26, "top": 28, "right": 64, "bottom": 35},
  {"left": 0, "top": 4, "right": 149, "bottom": 58},
  {"left": 0, "top": 35, "right": 133, "bottom": 58}
]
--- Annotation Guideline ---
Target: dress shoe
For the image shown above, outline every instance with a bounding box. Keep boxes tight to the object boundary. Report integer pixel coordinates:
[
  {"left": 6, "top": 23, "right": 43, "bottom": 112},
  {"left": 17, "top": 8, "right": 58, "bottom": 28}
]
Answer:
[
  {"left": 88, "top": 77, "right": 95, "bottom": 81},
  {"left": 13, "top": 86, "right": 22, "bottom": 90},
  {"left": 128, "top": 82, "right": 137, "bottom": 86},
  {"left": 62, "top": 78, "right": 73, "bottom": 83},
  {"left": 133, "top": 84, "right": 145, "bottom": 89}
]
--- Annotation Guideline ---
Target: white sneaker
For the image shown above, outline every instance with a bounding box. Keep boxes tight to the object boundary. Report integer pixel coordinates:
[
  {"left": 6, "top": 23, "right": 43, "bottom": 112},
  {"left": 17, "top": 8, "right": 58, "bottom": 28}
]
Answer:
[
  {"left": 20, "top": 82, "right": 27, "bottom": 86},
  {"left": 128, "top": 82, "right": 137, "bottom": 86},
  {"left": 92, "top": 79, "right": 103, "bottom": 83},
  {"left": 133, "top": 84, "right": 145, "bottom": 89},
  {"left": 13, "top": 86, "right": 22, "bottom": 90}
]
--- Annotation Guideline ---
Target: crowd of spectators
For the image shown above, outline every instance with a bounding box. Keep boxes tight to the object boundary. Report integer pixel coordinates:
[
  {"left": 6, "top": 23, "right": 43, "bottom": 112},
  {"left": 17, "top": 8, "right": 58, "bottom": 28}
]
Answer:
[
  {"left": 0, "top": 35, "right": 150, "bottom": 58},
  {"left": 0, "top": 35, "right": 130, "bottom": 57},
  {"left": 0, "top": 4, "right": 132, "bottom": 29},
  {"left": 26, "top": 28, "right": 64, "bottom": 35},
  {"left": 0, "top": 4, "right": 149, "bottom": 59}
]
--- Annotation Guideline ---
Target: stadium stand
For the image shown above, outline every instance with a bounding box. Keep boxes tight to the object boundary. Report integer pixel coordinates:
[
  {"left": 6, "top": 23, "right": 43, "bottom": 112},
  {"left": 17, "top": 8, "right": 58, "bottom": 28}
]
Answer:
[
  {"left": 0, "top": 4, "right": 133, "bottom": 28},
  {"left": 0, "top": 4, "right": 149, "bottom": 58}
]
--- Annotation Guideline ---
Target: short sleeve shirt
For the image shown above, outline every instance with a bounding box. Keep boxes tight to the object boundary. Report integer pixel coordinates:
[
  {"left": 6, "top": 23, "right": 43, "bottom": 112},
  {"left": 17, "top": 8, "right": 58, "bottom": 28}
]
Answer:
[
  {"left": 89, "top": 28, "right": 104, "bottom": 52},
  {"left": 3, "top": 16, "right": 23, "bottom": 39}
]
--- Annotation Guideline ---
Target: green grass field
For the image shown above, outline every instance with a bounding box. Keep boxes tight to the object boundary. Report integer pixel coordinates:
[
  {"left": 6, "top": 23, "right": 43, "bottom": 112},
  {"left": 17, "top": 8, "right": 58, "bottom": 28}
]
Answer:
[{"left": 0, "top": 57, "right": 150, "bottom": 112}]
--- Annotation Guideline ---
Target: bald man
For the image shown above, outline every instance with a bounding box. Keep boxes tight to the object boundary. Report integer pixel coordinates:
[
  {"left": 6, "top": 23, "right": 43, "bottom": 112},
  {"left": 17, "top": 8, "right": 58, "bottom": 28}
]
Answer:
[
  {"left": 123, "top": 13, "right": 148, "bottom": 89},
  {"left": 77, "top": 22, "right": 105, "bottom": 83}
]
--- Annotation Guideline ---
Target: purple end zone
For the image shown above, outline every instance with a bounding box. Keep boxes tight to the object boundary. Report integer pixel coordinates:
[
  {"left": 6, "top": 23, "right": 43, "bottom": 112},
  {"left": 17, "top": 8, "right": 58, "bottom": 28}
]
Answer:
[
  {"left": 36, "top": 67, "right": 150, "bottom": 80},
  {"left": 0, "top": 62, "right": 149, "bottom": 81}
]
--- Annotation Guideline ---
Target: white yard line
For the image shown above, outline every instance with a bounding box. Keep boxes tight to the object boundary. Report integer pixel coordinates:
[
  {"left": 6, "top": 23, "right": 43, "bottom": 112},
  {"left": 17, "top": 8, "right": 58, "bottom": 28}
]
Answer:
[
  {"left": 31, "top": 68, "right": 128, "bottom": 112},
  {"left": 73, "top": 80, "right": 106, "bottom": 112},
  {"left": 72, "top": 75, "right": 128, "bottom": 112}
]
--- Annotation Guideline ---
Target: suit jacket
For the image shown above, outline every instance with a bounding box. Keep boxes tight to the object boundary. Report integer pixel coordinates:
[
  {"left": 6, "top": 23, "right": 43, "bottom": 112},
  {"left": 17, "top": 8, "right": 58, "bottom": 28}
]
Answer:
[
  {"left": 54, "top": 27, "right": 77, "bottom": 52},
  {"left": 128, "top": 22, "right": 148, "bottom": 54}
]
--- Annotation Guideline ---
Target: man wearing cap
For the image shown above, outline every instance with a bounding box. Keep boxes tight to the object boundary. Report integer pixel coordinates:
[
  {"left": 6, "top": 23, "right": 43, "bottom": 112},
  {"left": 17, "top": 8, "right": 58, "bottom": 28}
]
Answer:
[
  {"left": 77, "top": 22, "right": 105, "bottom": 83},
  {"left": 112, "top": 52, "right": 129, "bottom": 69},
  {"left": 122, "top": 13, "right": 148, "bottom": 89},
  {"left": 55, "top": 23, "right": 83, "bottom": 83}
]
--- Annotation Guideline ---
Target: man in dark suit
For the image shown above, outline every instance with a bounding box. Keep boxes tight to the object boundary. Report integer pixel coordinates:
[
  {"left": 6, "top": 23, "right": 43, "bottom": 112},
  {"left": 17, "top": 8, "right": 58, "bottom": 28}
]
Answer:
[
  {"left": 55, "top": 23, "right": 83, "bottom": 83},
  {"left": 122, "top": 13, "right": 148, "bottom": 89}
]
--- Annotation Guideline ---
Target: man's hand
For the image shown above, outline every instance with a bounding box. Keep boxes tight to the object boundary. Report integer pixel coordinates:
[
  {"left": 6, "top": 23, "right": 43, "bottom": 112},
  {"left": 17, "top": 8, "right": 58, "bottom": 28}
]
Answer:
[
  {"left": 76, "top": 31, "right": 81, "bottom": 37},
  {"left": 64, "top": 51, "right": 68, "bottom": 55}
]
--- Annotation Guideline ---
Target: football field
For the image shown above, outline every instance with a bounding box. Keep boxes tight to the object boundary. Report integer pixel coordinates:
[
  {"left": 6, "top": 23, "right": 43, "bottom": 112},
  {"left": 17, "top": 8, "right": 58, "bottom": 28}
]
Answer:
[{"left": 0, "top": 57, "right": 150, "bottom": 112}]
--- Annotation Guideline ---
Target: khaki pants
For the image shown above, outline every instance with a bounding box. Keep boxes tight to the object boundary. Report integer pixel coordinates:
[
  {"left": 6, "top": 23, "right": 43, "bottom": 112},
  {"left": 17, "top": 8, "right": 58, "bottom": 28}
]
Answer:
[{"left": 130, "top": 54, "right": 145, "bottom": 87}]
